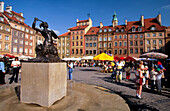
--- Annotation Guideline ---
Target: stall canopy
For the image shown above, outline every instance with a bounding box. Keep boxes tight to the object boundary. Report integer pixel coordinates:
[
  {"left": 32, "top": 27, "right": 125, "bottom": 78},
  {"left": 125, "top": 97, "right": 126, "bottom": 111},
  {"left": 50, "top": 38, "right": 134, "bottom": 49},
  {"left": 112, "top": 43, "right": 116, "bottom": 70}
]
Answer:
[
  {"left": 140, "top": 52, "right": 168, "bottom": 59},
  {"left": 82, "top": 56, "right": 93, "bottom": 60},
  {"left": 62, "top": 57, "right": 81, "bottom": 61},
  {"left": 120, "top": 57, "right": 125, "bottom": 60},
  {"left": 93, "top": 53, "right": 114, "bottom": 61},
  {"left": 0, "top": 54, "right": 3, "bottom": 58},
  {"left": 4, "top": 54, "right": 15, "bottom": 58},
  {"left": 125, "top": 56, "right": 136, "bottom": 61},
  {"left": 114, "top": 56, "right": 119, "bottom": 60}
]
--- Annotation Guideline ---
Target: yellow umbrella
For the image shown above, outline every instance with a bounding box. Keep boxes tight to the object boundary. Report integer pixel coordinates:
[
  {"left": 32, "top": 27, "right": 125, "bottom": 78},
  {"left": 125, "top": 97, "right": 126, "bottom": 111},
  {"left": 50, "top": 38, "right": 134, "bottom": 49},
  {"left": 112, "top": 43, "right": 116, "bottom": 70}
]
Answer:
[{"left": 93, "top": 53, "right": 114, "bottom": 61}]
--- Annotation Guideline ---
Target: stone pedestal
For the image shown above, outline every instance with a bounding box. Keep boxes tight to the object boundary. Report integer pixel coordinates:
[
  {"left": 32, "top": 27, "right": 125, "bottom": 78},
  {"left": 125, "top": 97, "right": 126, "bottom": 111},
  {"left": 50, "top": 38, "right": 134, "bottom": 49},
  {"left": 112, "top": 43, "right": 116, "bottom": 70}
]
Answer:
[{"left": 20, "top": 63, "right": 67, "bottom": 107}]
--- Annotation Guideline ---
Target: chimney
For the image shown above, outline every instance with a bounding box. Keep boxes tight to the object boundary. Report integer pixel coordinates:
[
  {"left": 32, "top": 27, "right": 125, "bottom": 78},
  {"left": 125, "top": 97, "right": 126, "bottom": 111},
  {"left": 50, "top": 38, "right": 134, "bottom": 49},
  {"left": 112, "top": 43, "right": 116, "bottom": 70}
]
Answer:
[
  {"left": 125, "top": 19, "right": 127, "bottom": 25},
  {"left": 140, "top": 15, "right": 144, "bottom": 26},
  {"left": 19, "top": 13, "right": 23, "bottom": 17},
  {"left": 100, "top": 22, "right": 103, "bottom": 28},
  {"left": 156, "top": 14, "right": 161, "bottom": 26},
  {"left": 0, "top": 1, "right": 4, "bottom": 13},
  {"left": 6, "top": 5, "right": 12, "bottom": 12}
]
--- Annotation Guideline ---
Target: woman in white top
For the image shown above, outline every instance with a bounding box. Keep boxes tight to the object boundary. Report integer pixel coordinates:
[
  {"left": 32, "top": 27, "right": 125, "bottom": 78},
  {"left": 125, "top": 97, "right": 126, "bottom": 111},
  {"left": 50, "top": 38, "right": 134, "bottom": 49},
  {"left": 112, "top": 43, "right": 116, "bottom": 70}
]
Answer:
[{"left": 9, "top": 57, "right": 21, "bottom": 84}]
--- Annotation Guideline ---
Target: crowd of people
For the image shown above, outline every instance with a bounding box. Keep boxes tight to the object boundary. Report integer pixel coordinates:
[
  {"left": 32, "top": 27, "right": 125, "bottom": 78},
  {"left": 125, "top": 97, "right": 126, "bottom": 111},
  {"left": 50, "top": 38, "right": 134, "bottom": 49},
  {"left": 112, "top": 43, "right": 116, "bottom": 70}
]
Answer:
[{"left": 0, "top": 57, "right": 21, "bottom": 85}]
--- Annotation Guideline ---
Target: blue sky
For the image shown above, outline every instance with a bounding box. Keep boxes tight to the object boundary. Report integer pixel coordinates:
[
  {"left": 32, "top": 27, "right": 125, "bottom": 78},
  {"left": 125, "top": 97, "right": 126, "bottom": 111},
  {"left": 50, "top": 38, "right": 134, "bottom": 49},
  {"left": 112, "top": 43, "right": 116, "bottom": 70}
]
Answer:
[{"left": 3, "top": 0, "right": 170, "bottom": 35}]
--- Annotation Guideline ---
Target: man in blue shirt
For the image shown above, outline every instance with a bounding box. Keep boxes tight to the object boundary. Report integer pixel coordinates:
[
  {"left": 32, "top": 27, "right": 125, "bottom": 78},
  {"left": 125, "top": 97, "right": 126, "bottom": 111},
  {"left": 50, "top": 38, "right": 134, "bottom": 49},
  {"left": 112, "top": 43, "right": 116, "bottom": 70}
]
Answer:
[{"left": 0, "top": 58, "right": 6, "bottom": 84}]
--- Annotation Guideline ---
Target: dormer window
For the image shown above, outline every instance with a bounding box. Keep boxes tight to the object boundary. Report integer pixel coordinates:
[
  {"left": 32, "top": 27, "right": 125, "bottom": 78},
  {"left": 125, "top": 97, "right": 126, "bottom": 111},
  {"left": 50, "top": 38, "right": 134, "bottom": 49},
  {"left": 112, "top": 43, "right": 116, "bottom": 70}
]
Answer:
[
  {"left": 150, "top": 26, "right": 156, "bottom": 31},
  {"left": 121, "top": 28, "right": 124, "bottom": 32},
  {"left": 138, "top": 26, "right": 142, "bottom": 32},
  {"left": 104, "top": 28, "right": 107, "bottom": 32},
  {"left": 116, "top": 28, "right": 119, "bottom": 32},
  {"left": 132, "top": 26, "right": 136, "bottom": 32},
  {"left": 99, "top": 29, "right": 102, "bottom": 33},
  {"left": 0, "top": 17, "right": 4, "bottom": 22},
  {"left": 108, "top": 28, "right": 112, "bottom": 32}
]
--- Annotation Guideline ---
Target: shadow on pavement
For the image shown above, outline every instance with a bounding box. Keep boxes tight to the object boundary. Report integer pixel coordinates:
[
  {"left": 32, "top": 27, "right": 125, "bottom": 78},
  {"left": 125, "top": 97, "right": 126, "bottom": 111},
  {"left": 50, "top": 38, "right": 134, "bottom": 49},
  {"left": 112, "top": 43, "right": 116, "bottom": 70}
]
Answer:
[
  {"left": 14, "top": 85, "right": 21, "bottom": 101},
  {"left": 79, "top": 69, "right": 98, "bottom": 71}
]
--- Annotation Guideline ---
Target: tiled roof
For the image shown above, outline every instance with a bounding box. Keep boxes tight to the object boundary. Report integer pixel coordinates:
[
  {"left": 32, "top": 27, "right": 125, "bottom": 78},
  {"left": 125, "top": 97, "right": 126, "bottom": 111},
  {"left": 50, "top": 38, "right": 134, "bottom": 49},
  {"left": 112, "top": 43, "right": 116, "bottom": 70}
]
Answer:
[
  {"left": 0, "top": 12, "right": 10, "bottom": 25},
  {"left": 85, "top": 26, "right": 100, "bottom": 35},
  {"left": 114, "top": 25, "right": 127, "bottom": 31},
  {"left": 100, "top": 26, "right": 114, "bottom": 30},
  {"left": 11, "top": 11, "right": 25, "bottom": 19},
  {"left": 59, "top": 32, "right": 70, "bottom": 37},
  {"left": 68, "top": 25, "right": 89, "bottom": 30},
  {"left": 77, "top": 20, "right": 89, "bottom": 23}
]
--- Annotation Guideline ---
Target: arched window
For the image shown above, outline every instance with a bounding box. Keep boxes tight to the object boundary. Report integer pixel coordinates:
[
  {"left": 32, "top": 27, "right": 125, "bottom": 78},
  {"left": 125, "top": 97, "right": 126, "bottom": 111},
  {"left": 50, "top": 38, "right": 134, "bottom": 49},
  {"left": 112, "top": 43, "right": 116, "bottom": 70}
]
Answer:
[
  {"left": 121, "top": 28, "right": 124, "bottom": 32},
  {"left": 104, "top": 28, "right": 107, "bottom": 32},
  {"left": 150, "top": 25, "right": 156, "bottom": 31},
  {"left": 116, "top": 28, "right": 119, "bottom": 32},
  {"left": 132, "top": 26, "right": 136, "bottom": 32},
  {"left": 99, "top": 29, "right": 102, "bottom": 33},
  {"left": 108, "top": 28, "right": 112, "bottom": 32},
  {"left": 138, "top": 26, "right": 142, "bottom": 31}
]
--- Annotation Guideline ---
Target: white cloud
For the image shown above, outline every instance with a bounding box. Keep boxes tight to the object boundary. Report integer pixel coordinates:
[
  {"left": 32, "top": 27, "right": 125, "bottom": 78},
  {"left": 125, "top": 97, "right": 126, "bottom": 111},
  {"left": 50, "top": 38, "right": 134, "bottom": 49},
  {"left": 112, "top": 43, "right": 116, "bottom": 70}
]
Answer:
[
  {"left": 161, "top": 4, "right": 170, "bottom": 9},
  {"left": 53, "top": 30, "right": 60, "bottom": 35}
]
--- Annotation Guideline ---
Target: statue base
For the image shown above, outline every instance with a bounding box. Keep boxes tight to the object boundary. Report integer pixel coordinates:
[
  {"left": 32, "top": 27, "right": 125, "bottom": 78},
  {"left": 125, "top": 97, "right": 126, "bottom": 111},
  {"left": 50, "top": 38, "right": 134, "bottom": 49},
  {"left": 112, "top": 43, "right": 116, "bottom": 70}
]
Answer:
[{"left": 20, "top": 63, "right": 67, "bottom": 107}]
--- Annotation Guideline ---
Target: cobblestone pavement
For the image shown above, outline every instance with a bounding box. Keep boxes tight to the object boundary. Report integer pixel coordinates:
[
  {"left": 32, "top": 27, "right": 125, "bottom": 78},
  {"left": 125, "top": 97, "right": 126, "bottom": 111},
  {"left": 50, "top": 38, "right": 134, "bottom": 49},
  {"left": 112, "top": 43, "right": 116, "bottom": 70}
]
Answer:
[{"left": 72, "top": 67, "right": 170, "bottom": 111}]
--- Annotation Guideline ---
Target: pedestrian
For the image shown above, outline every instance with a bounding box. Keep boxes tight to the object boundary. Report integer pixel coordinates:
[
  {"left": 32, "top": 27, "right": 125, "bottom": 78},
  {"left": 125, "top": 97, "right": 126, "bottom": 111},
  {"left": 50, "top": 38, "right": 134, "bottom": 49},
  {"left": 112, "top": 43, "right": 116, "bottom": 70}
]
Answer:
[
  {"left": 144, "top": 66, "right": 150, "bottom": 89},
  {"left": 135, "top": 64, "right": 144, "bottom": 99},
  {"left": 125, "top": 64, "right": 131, "bottom": 81},
  {"left": 0, "top": 58, "right": 6, "bottom": 84},
  {"left": 68, "top": 61, "right": 74, "bottom": 80},
  {"left": 150, "top": 67, "right": 157, "bottom": 92},
  {"left": 116, "top": 60, "right": 124, "bottom": 82},
  {"left": 9, "top": 57, "right": 21, "bottom": 84}
]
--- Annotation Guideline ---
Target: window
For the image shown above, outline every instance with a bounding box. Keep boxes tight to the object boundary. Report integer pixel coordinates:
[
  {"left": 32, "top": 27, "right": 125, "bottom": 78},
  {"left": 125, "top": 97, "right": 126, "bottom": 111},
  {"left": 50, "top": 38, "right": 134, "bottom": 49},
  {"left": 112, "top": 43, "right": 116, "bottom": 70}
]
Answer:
[
  {"left": 124, "top": 35, "right": 127, "bottom": 39},
  {"left": 76, "top": 42, "right": 78, "bottom": 46},
  {"left": 76, "top": 49, "right": 78, "bottom": 54},
  {"left": 114, "top": 42, "right": 117, "bottom": 46},
  {"left": 25, "top": 41, "right": 28, "bottom": 45},
  {"left": 0, "top": 17, "right": 4, "bottom": 21},
  {"left": 26, "top": 34, "right": 28, "bottom": 39},
  {"left": 19, "top": 48, "right": 23, "bottom": 53},
  {"left": 130, "top": 49, "right": 133, "bottom": 54},
  {"left": 130, "top": 41, "right": 133, "bottom": 46},
  {"left": 58, "top": 50, "right": 60, "bottom": 53},
  {"left": 30, "top": 42, "right": 33, "bottom": 46},
  {"left": 90, "top": 50, "right": 92, "bottom": 54},
  {"left": 115, "top": 50, "right": 117, "bottom": 54},
  {"left": 104, "top": 28, "right": 107, "bottom": 32},
  {"left": 86, "top": 37, "right": 88, "bottom": 41},
  {"left": 29, "top": 49, "right": 32, "bottom": 54},
  {"left": 5, "top": 44, "right": 9, "bottom": 50},
  {"left": 72, "top": 49, "right": 74, "bottom": 54},
  {"left": 81, "top": 36, "right": 83, "bottom": 39},
  {"left": 108, "top": 28, "right": 112, "bottom": 32},
  {"left": 104, "top": 43, "right": 107, "bottom": 47},
  {"left": 77, "top": 31, "right": 79, "bottom": 34},
  {"left": 124, "top": 49, "right": 127, "bottom": 54},
  {"left": 135, "top": 35, "right": 138, "bottom": 39},
  {"left": 153, "top": 40, "right": 156, "bottom": 44},
  {"left": 76, "top": 36, "right": 79, "bottom": 40},
  {"left": 20, "top": 27, "right": 23, "bottom": 31},
  {"left": 26, "top": 29, "right": 29, "bottom": 33},
  {"left": 5, "top": 35, "right": 9, "bottom": 40},
  {"left": 80, "top": 49, "right": 82, "bottom": 54},
  {"left": 121, "top": 28, "right": 124, "bottom": 32},
  {"left": 119, "top": 42, "right": 122, "bottom": 46},
  {"left": 119, "top": 49, "right": 122, "bottom": 54},
  {"left": 0, "top": 34, "right": 1, "bottom": 39},
  {"left": 86, "top": 43, "right": 88, "bottom": 47},
  {"left": 90, "top": 37, "right": 92, "bottom": 40},
  {"left": 108, "top": 37, "right": 112, "bottom": 41},
  {"left": 0, "top": 43, "right": 2, "bottom": 49},
  {"left": 99, "top": 43, "right": 102, "bottom": 48},
  {"left": 93, "top": 50, "right": 96, "bottom": 54},
  {"left": 147, "top": 47, "right": 150, "bottom": 52},
  {"left": 94, "top": 37, "right": 96, "bottom": 40},
  {"left": 93, "top": 43, "right": 96, "bottom": 47},
  {"left": 104, "top": 37, "right": 107, "bottom": 41},
  {"left": 20, "top": 33, "right": 23, "bottom": 37},
  {"left": 140, "top": 34, "right": 143, "bottom": 38},
  {"left": 159, "top": 33, "right": 162, "bottom": 36},
  {"left": 138, "top": 26, "right": 142, "bottom": 31},
  {"left": 140, "top": 41, "right": 143, "bottom": 45},
  {"left": 119, "top": 35, "right": 122, "bottom": 39},
  {"left": 30, "top": 31, "right": 33, "bottom": 34},
  {"left": 90, "top": 43, "right": 92, "bottom": 47},
  {"left": 59, "top": 43, "right": 61, "bottom": 46},
  {"left": 72, "top": 36, "right": 74, "bottom": 40},
  {"left": 67, "top": 49, "right": 69, "bottom": 53},
  {"left": 153, "top": 47, "right": 156, "bottom": 50},
  {"left": 80, "top": 42, "right": 83, "bottom": 46},
  {"left": 24, "top": 48, "right": 28, "bottom": 54},
  {"left": 15, "top": 25, "right": 17, "bottom": 28},
  {"left": 63, "top": 50, "right": 64, "bottom": 54},
  {"left": 39, "top": 37, "right": 41, "bottom": 40},
  {"left": 13, "top": 47, "right": 17, "bottom": 52},
  {"left": 153, "top": 33, "right": 156, "bottom": 37},
  {"left": 135, "top": 41, "right": 138, "bottom": 46},
  {"left": 99, "top": 37, "right": 102, "bottom": 41},
  {"left": 30, "top": 36, "right": 33, "bottom": 40},
  {"left": 0, "top": 26, "right": 2, "bottom": 30},
  {"left": 150, "top": 26, "right": 156, "bottom": 30},
  {"left": 132, "top": 26, "right": 136, "bottom": 32},
  {"left": 81, "top": 31, "right": 83, "bottom": 33},
  {"left": 115, "top": 35, "right": 117, "bottom": 39},
  {"left": 135, "top": 48, "right": 138, "bottom": 53},
  {"left": 109, "top": 43, "right": 112, "bottom": 48},
  {"left": 147, "top": 40, "right": 150, "bottom": 44},
  {"left": 116, "top": 28, "right": 119, "bottom": 32},
  {"left": 6, "top": 28, "right": 10, "bottom": 32},
  {"left": 130, "top": 35, "right": 132, "bottom": 39},
  {"left": 140, "top": 48, "right": 143, "bottom": 54},
  {"left": 86, "top": 50, "right": 88, "bottom": 54},
  {"left": 63, "top": 43, "right": 65, "bottom": 46},
  {"left": 14, "top": 39, "right": 17, "bottom": 43},
  {"left": 124, "top": 42, "right": 127, "bottom": 46},
  {"left": 147, "top": 33, "right": 150, "bottom": 37},
  {"left": 99, "top": 29, "right": 102, "bottom": 33},
  {"left": 67, "top": 43, "right": 69, "bottom": 46},
  {"left": 159, "top": 40, "right": 162, "bottom": 44},
  {"left": 72, "top": 32, "right": 74, "bottom": 34}
]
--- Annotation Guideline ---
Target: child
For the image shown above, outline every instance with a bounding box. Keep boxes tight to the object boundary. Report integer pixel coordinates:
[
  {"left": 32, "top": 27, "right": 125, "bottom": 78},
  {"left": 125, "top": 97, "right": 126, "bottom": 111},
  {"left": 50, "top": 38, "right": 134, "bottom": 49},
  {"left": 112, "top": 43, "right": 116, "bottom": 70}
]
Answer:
[
  {"left": 150, "top": 67, "right": 157, "bottom": 92},
  {"left": 144, "top": 66, "right": 150, "bottom": 88}
]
